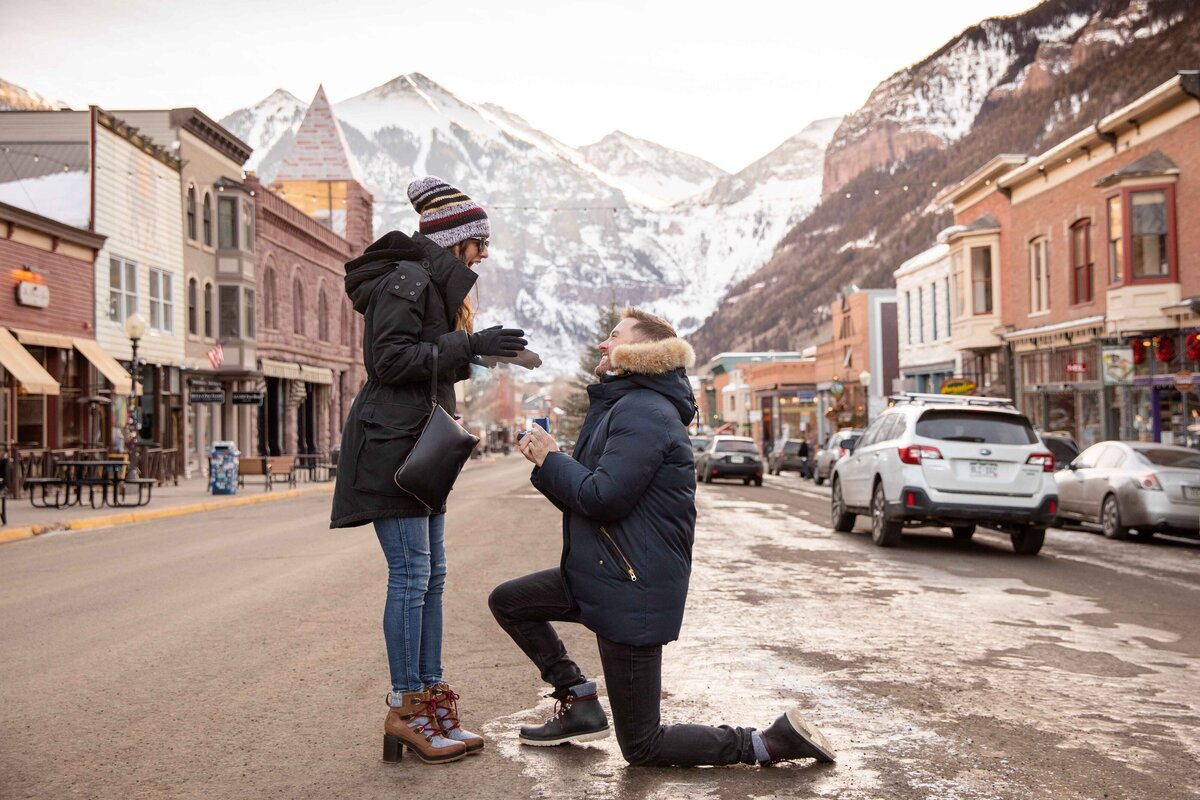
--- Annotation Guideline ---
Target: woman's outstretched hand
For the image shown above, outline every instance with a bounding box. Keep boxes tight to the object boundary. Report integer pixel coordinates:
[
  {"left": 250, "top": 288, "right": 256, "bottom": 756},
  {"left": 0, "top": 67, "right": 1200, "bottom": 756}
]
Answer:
[{"left": 470, "top": 325, "right": 527, "bottom": 357}]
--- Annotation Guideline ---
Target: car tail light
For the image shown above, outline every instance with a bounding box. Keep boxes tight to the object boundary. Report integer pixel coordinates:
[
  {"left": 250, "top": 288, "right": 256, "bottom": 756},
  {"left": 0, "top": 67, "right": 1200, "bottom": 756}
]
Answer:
[
  {"left": 1131, "top": 472, "right": 1162, "bottom": 491},
  {"left": 898, "top": 445, "right": 942, "bottom": 465},
  {"left": 1048, "top": 499, "right": 1057, "bottom": 515},
  {"left": 711, "top": 469, "right": 719, "bottom": 476},
  {"left": 838, "top": 447, "right": 848, "bottom": 459},
  {"left": 1026, "top": 453, "right": 1055, "bottom": 473}
]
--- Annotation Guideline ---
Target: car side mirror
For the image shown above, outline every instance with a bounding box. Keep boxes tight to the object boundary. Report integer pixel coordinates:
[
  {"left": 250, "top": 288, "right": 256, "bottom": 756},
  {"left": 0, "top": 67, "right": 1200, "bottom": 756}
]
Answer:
[
  {"left": 1066, "top": 462, "right": 1078, "bottom": 471},
  {"left": 843, "top": 443, "right": 856, "bottom": 454}
]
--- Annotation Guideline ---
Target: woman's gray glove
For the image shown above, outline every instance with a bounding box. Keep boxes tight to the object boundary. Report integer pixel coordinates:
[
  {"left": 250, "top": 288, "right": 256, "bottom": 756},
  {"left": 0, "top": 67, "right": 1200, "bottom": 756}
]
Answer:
[{"left": 469, "top": 325, "right": 527, "bottom": 357}]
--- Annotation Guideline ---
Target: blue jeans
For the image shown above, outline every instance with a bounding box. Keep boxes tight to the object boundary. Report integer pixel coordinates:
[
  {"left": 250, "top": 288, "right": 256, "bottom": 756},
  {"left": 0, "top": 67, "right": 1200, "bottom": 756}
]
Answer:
[{"left": 375, "top": 514, "right": 446, "bottom": 693}]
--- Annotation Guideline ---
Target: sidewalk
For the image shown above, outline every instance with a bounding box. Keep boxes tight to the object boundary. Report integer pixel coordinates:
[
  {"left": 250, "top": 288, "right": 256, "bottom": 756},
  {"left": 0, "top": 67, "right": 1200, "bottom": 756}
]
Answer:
[{"left": 0, "top": 473, "right": 335, "bottom": 545}]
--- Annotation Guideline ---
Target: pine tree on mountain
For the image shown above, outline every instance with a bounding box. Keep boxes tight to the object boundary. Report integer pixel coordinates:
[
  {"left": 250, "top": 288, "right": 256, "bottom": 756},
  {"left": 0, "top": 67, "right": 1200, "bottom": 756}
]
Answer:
[{"left": 559, "top": 301, "right": 622, "bottom": 442}]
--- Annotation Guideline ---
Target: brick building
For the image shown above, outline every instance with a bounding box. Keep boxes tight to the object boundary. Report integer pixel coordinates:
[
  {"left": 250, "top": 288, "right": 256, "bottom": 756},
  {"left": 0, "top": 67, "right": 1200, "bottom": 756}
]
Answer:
[{"left": 250, "top": 86, "right": 371, "bottom": 457}]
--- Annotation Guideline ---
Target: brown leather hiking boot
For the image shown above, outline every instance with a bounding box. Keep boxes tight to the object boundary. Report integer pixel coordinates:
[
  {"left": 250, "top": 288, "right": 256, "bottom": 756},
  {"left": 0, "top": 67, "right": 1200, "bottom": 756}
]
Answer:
[
  {"left": 428, "top": 682, "right": 484, "bottom": 754},
  {"left": 383, "top": 690, "right": 468, "bottom": 765}
]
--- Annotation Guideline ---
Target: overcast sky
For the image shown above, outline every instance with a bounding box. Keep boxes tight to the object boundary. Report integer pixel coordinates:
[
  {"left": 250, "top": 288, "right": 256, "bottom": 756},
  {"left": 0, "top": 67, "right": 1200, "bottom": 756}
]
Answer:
[{"left": 3, "top": 0, "right": 1038, "bottom": 172}]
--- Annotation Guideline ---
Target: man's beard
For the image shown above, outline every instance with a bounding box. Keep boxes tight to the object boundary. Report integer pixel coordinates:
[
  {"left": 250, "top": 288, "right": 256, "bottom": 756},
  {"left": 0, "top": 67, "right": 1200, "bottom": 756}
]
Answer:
[{"left": 594, "top": 355, "right": 611, "bottom": 378}]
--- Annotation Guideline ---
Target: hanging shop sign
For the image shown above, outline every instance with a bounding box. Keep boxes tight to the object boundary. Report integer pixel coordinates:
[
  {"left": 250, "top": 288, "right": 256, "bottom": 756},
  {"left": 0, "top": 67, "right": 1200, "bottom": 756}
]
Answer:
[
  {"left": 231, "top": 391, "right": 264, "bottom": 405},
  {"left": 16, "top": 281, "right": 50, "bottom": 308},
  {"left": 940, "top": 378, "right": 976, "bottom": 395},
  {"left": 828, "top": 381, "right": 845, "bottom": 397},
  {"left": 1101, "top": 346, "right": 1134, "bottom": 385},
  {"left": 189, "top": 390, "right": 226, "bottom": 404}
]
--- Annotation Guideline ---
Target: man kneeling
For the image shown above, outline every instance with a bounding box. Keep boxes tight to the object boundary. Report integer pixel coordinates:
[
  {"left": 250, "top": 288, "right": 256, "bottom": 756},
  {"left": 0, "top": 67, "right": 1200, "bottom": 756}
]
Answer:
[{"left": 489, "top": 307, "right": 836, "bottom": 767}]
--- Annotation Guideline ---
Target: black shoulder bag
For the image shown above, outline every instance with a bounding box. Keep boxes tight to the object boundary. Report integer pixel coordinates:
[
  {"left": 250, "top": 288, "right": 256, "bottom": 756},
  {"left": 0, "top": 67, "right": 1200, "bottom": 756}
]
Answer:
[{"left": 393, "top": 347, "right": 480, "bottom": 510}]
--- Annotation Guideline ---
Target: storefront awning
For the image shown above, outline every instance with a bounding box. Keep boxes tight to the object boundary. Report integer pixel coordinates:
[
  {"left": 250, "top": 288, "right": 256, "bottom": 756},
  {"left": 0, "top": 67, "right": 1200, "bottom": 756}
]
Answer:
[
  {"left": 299, "top": 365, "right": 334, "bottom": 385},
  {"left": 12, "top": 328, "right": 75, "bottom": 349},
  {"left": 73, "top": 338, "right": 133, "bottom": 394},
  {"left": 0, "top": 327, "right": 60, "bottom": 395},
  {"left": 261, "top": 358, "right": 302, "bottom": 380}
]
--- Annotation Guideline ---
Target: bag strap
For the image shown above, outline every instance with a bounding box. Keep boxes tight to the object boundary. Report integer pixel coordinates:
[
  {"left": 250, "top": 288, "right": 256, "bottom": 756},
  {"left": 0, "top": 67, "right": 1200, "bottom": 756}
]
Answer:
[{"left": 429, "top": 346, "right": 439, "bottom": 409}]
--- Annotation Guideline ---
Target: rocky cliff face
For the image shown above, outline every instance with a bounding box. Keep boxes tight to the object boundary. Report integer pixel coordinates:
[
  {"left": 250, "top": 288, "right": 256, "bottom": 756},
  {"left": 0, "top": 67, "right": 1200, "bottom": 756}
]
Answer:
[{"left": 0, "top": 78, "right": 65, "bottom": 111}]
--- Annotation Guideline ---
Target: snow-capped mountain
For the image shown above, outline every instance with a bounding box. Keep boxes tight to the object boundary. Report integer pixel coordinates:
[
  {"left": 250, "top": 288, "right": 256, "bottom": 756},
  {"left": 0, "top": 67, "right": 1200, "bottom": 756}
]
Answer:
[
  {"left": 0, "top": 77, "right": 67, "bottom": 111},
  {"left": 579, "top": 131, "right": 727, "bottom": 206},
  {"left": 220, "top": 73, "right": 835, "bottom": 373}
]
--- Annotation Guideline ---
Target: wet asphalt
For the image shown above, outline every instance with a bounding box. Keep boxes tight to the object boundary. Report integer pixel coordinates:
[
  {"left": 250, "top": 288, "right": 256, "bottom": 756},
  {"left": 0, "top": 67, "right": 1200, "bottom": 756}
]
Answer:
[{"left": 0, "top": 456, "right": 1197, "bottom": 800}]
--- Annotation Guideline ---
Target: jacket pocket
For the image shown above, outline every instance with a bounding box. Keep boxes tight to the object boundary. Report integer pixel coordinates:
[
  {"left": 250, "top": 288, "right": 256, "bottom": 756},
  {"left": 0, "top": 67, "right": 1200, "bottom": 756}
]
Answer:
[
  {"left": 352, "top": 408, "right": 428, "bottom": 496},
  {"left": 597, "top": 525, "right": 639, "bottom": 582}
]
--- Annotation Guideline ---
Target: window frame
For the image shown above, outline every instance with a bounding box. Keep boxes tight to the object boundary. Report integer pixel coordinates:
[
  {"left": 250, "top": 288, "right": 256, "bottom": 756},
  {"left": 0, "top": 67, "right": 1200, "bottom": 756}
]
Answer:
[
  {"left": 108, "top": 256, "right": 138, "bottom": 323},
  {"left": 293, "top": 274, "right": 305, "bottom": 336},
  {"left": 148, "top": 268, "right": 174, "bottom": 333},
  {"left": 202, "top": 192, "right": 213, "bottom": 247},
  {"left": 217, "top": 195, "right": 238, "bottom": 250},
  {"left": 187, "top": 277, "right": 198, "bottom": 336},
  {"left": 218, "top": 284, "right": 240, "bottom": 340},
  {"left": 1069, "top": 219, "right": 1094, "bottom": 305},
  {"left": 970, "top": 245, "right": 994, "bottom": 315},
  {"left": 186, "top": 185, "right": 197, "bottom": 241},
  {"left": 203, "top": 281, "right": 214, "bottom": 339},
  {"left": 1028, "top": 236, "right": 1050, "bottom": 314},
  {"left": 1106, "top": 183, "right": 1178, "bottom": 287}
]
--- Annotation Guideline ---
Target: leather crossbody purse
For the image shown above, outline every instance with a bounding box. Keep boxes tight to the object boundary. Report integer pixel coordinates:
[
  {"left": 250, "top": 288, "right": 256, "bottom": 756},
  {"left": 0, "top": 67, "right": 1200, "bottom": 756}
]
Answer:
[{"left": 393, "top": 347, "right": 480, "bottom": 510}]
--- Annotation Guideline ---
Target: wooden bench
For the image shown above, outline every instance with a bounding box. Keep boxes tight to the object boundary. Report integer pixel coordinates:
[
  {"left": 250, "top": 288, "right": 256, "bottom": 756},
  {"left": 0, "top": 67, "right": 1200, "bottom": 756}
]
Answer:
[{"left": 237, "top": 456, "right": 297, "bottom": 491}]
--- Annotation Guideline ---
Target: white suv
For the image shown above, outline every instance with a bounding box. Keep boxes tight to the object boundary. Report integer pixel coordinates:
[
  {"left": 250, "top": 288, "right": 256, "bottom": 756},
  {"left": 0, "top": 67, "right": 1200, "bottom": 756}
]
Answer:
[{"left": 829, "top": 393, "right": 1058, "bottom": 554}]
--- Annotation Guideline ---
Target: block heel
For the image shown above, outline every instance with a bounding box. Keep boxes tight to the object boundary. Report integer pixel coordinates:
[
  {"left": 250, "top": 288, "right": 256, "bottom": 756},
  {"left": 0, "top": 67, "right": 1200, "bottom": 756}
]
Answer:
[{"left": 383, "top": 733, "right": 404, "bottom": 763}]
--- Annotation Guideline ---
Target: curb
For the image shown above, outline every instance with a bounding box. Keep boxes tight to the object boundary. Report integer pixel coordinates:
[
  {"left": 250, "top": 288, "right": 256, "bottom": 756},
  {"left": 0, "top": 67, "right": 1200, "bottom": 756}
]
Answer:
[{"left": 0, "top": 483, "right": 335, "bottom": 545}]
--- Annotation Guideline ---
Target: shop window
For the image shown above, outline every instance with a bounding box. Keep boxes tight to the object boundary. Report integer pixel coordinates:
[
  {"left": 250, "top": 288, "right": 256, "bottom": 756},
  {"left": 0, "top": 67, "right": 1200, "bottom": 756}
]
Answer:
[
  {"left": 971, "top": 246, "right": 993, "bottom": 314},
  {"left": 1028, "top": 237, "right": 1049, "bottom": 313},
  {"left": 203, "top": 282, "right": 213, "bottom": 338},
  {"left": 202, "top": 192, "right": 213, "bottom": 246},
  {"left": 219, "top": 285, "right": 240, "bottom": 339},
  {"left": 218, "top": 196, "right": 238, "bottom": 249},
  {"left": 187, "top": 277, "right": 198, "bottom": 335},
  {"left": 109, "top": 256, "right": 138, "bottom": 323},
  {"left": 149, "top": 269, "right": 174, "bottom": 333},
  {"left": 1070, "top": 220, "right": 1093, "bottom": 304},
  {"left": 186, "top": 185, "right": 197, "bottom": 240}
]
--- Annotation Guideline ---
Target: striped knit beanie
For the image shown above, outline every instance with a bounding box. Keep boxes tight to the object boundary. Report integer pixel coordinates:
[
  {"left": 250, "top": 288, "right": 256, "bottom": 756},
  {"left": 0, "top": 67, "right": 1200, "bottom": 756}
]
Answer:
[{"left": 407, "top": 176, "right": 491, "bottom": 248}]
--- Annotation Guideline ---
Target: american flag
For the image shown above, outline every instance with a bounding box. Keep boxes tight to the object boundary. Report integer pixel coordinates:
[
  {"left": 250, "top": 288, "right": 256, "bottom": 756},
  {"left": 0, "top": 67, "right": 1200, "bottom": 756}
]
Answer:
[{"left": 206, "top": 343, "right": 224, "bottom": 370}]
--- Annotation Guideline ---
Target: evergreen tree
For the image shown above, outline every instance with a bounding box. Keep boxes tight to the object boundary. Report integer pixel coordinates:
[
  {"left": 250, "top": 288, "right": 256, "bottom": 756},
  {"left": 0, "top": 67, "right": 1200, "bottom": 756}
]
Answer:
[{"left": 559, "top": 301, "right": 622, "bottom": 442}]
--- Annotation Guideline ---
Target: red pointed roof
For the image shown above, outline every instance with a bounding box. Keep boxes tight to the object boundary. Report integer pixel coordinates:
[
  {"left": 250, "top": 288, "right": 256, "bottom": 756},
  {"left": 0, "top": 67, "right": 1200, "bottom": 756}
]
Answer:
[{"left": 274, "top": 85, "right": 363, "bottom": 183}]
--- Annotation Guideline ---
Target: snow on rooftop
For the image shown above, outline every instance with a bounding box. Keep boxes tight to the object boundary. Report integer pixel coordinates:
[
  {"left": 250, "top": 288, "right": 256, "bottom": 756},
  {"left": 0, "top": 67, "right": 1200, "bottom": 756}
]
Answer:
[{"left": 0, "top": 170, "right": 90, "bottom": 229}]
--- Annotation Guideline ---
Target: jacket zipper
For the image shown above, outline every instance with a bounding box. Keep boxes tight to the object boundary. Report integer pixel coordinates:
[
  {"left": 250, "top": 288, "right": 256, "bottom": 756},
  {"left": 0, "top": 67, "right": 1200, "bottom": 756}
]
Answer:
[{"left": 598, "top": 526, "right": 638, "bottom": 582}]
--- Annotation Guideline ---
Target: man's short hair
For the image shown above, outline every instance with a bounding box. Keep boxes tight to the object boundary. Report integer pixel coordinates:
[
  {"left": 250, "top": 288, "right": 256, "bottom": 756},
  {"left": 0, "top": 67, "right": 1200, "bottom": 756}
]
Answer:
[{"left": 622, "top": 307, "right": 676, "bottom": 342}]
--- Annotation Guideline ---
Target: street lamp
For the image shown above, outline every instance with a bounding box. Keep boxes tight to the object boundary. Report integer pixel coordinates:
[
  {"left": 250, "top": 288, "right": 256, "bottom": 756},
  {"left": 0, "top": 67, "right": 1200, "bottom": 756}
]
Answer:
[
  {"left": 124, "top": 313, "right": 147, "bottom": 479},
  {"left": 858, "top": 370, "right": 872, "bottom": 426}
]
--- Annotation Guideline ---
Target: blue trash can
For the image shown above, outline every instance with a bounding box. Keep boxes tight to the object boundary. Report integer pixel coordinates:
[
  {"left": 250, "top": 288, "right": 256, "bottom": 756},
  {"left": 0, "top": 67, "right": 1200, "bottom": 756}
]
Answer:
[{"left": 209, "top": 441, "right": 240, "bottom": 495}]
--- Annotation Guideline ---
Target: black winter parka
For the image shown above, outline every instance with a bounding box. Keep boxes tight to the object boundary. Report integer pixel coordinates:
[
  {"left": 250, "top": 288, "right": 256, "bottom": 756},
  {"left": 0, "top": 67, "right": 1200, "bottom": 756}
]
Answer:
[
  {"left": 331, "top": 231, "right": 477, "bottom": 527},
  {"left": 531, "top": 337, "right": 698, "bottom": 647}
]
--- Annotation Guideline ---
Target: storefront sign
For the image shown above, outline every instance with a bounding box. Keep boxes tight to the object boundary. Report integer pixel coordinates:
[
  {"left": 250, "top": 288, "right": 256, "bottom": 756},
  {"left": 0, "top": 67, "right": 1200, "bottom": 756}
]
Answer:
[
  {"left": 828, "top": 381, "right": 844, "bottom": 397},
  {"left": 189, "top": 390, "right": 226, "bottom": 404},
  {"left": 1066, "top": 362, "right": 1088, "bottom": 375},
  {"left": 795, "top": 390, "right": 816, "bottom": 402},
  {"left": 1101, "top": 346, "right": 1134, "bottom": 385},
  {"left": 16, "top": 281, "right": 49, "bottom": 308},
  {"left": 1175, "top": 371, "right": 1194, "bottom": 391},
  {"left": 231, "top": 391, "right": 264, "bottom": 405},
  {"left": 941, "top": 378, "right": 976, "bottom": 395}
]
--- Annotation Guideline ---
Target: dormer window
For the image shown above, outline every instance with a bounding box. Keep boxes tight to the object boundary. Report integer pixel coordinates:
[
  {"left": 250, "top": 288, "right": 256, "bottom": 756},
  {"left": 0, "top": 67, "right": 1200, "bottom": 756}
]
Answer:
[{"left": 1096, "top": 150, "right": 1178, "bottom": 287}]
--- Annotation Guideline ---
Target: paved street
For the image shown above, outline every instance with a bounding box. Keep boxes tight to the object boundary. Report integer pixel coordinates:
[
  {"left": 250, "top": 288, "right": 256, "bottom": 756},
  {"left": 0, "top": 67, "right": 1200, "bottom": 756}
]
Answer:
[{"left": 2, "top": 456, "right": 1198, "bottom": 800}]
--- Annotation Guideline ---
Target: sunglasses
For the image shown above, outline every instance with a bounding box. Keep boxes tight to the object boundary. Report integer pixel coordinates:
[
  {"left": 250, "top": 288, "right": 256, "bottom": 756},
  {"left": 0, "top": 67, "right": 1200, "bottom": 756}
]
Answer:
[{"left": 468, "top": 237, "right": 490, "bottom": 250}]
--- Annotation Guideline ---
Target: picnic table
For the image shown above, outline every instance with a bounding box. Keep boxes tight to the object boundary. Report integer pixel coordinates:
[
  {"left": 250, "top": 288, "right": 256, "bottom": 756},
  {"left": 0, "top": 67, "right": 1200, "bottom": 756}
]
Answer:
[{"left": 26, "top": 459, "right": 155, "bottom": 510}]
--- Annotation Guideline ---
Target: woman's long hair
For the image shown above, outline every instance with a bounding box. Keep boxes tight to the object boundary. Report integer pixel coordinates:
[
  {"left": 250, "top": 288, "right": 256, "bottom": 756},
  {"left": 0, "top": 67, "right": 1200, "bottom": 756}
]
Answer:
[{"left": 455, "top": 292, "right": 476, "bottom": 334}]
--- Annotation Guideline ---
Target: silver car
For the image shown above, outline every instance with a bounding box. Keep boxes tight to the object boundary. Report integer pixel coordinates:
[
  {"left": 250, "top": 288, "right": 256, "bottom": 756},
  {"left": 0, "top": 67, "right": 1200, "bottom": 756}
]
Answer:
[
  {"left": 813, "top": 429, "right": 862, "bottom": 486},
  {"left": 1055, "top": 441, "right": 1200, "bottom": 540}
]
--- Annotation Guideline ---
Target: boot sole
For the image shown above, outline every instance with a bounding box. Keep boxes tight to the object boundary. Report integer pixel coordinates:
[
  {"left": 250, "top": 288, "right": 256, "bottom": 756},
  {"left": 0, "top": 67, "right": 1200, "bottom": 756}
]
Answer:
[
  {"left": 518, "top": 727, "right": 611, "bottom": 747},
  {"left": 382, "top": 733, "right": 469, "bottom": 765},
  {"left": 784, "top": 709, "right": 837, "bottom": 762}
]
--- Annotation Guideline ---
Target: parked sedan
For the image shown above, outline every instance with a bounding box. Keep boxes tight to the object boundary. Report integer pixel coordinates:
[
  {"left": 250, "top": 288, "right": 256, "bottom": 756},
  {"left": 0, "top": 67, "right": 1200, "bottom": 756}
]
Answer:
[
  {"left": 768, "top": 439, "right": 811, "bottom": 476},
  {"left": 813, "top": 429, "right": 862, "bottom": 486},
  {"left": 1055, "top": 441, "right": 1200, "bottom": 539},
  {"left": 696, "top": 436, "right": 764, "bottom": 486}
]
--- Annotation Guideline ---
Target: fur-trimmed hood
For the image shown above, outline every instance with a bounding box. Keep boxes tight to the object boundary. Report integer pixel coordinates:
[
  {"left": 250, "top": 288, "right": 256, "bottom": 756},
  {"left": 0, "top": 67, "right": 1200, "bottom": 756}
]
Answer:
[{"left": 609, "top": 337, "right": 695, "bottom": 375}]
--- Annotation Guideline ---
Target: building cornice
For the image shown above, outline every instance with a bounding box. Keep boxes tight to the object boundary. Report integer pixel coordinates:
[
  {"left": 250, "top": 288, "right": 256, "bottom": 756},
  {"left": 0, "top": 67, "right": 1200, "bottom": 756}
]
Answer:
[
  {"left": 169, "top": 107, "right": 252, "bottom": 165},
  {"left": 0, "top": 200, "right": 107, "bottom": 250},
  {"left": 94, "top": 107, "right": 182, "bottom": 171}
]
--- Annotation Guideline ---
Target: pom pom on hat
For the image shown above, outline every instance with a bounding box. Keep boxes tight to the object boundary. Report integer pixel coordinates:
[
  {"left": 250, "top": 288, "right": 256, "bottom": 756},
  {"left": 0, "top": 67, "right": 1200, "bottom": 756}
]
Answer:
[{"left": 407, "top": 176, "right": 491, "bottom": 248}]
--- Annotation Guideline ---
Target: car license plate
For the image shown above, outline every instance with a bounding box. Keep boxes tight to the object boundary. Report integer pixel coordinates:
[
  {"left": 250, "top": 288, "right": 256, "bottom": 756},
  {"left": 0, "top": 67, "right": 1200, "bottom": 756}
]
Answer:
[
  {"left": 730, "top": 456, "right": 745, "bottom": 464},
  {"left": 1184, "top": 485, "right": 1200, "bottom": 501},
  {"left": 969, "top": 461, "right": 999, "bottom": 478}
]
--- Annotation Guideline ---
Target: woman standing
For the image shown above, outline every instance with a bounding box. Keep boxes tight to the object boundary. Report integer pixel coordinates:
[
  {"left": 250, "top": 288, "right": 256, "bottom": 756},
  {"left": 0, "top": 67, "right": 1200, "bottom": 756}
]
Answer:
[{"left": 332, "top": 177, "right": 527, "bottom": 765}]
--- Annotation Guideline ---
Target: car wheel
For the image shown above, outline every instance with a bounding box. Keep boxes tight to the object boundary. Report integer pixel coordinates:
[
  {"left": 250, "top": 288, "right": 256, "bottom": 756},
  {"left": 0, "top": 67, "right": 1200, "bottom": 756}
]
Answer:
[
  {"left": 830, "top": 479, "right": 855, "bottom": 532},
  {"left": 950, "top": 524, "right": 976, "bottom": 541},
  {"left": 1011, "top": 526, "right": 1046, "bottom": 555},
  {"left": 743, "top": 478, "right": 751, "bottom": 486},
  {"left": 704, "top": 471, "right": 713, "bottom": 484},
  {"left": 814, "top": 471, "right": 825, "bottom": 486},
  {"left": 754, "top": 477, "right": 763, "bottom": 487},
  {"left": 1101, "top": 495, "right": 1129, "bottom": 540},
  {"left": 871, "top": 482, "right": 902, "bottom": 547}
]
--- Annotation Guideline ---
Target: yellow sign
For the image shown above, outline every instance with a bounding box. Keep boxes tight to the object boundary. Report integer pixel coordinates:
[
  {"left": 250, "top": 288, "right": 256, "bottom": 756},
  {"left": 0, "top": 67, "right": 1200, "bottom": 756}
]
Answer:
[{"left": 941, "top": 378, "right": 977, "bottom": 395}]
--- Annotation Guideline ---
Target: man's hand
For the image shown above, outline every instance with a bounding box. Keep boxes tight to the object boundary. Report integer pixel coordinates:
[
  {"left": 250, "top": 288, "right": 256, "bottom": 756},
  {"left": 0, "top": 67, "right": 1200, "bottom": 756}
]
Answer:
[{"left": 518, "top": 424, "right": 557, "bottom": 468}]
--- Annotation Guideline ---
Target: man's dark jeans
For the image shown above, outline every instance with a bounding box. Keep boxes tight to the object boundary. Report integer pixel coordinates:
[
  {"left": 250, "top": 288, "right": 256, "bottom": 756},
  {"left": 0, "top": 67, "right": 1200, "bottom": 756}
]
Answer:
[{"left": 489, "top": 568, "right": 757, "bottom": 766}]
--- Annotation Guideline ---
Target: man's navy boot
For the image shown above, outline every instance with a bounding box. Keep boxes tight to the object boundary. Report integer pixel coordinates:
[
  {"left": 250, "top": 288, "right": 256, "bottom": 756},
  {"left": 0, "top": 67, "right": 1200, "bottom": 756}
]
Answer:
[
  {"left": 757, "top": 709, "right": 837, "bottom": 764},
  {"left": 518, "top": 680, "right": 611, "bottom": 746}
]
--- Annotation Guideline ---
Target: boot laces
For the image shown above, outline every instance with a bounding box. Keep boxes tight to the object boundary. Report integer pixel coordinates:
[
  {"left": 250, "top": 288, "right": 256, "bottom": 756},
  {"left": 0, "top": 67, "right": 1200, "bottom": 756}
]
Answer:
[
  {"left": 433, "top": 685, "right": 462, "bottom": 732},
  {"left": 413, "top": 695, "right": 444, "bottom": 741}
]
